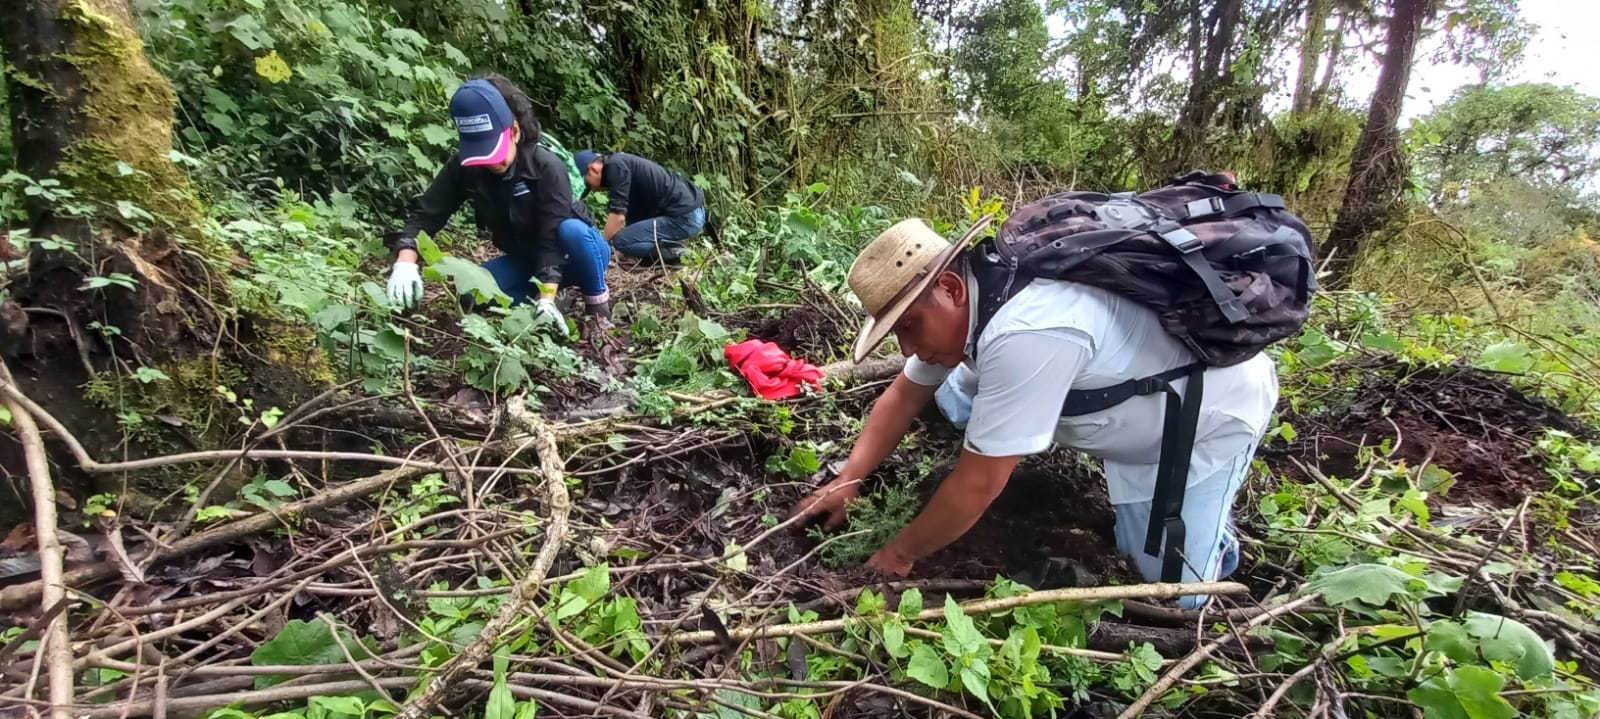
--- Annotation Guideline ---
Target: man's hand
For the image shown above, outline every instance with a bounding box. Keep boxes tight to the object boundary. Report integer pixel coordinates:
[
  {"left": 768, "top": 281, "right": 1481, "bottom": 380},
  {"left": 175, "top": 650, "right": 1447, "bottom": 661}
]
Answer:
[
  {"left": 387, "top": 261, "right": 423, "bottom": 309},
  {"left": 866, "top": 546, "right": 914, "bottom": 577},
  {"left": 789, "top": 478, "right": 860, "bottom": 530}
]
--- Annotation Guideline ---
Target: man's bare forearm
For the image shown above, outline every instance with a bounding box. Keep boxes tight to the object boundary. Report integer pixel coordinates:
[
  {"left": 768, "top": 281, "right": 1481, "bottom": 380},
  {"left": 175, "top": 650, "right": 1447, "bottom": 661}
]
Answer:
[
  {"left": 835, "top": 373, "right": 934, "bottom": 483},
  {"left": 878, "top": 450, "right": 1018, "bottom": 563},
  {"left": 603, "top": 212, "right": 625, "bottom": 241}
]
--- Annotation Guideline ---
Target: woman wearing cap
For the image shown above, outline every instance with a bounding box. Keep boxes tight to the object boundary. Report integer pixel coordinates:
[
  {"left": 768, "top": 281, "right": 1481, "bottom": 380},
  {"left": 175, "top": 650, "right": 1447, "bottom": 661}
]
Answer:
[{"left": 383, "top": 74, "right": 612, "bottom": 333}]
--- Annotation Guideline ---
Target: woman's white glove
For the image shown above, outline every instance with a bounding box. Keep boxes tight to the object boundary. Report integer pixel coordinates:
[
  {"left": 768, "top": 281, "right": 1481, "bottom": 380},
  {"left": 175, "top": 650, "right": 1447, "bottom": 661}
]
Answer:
[
  {"left": 534, "top": 297, "right": 565, "bottom": 329},
  {"left": 386, "top": 261, "right": 423, "bottom": 308}
]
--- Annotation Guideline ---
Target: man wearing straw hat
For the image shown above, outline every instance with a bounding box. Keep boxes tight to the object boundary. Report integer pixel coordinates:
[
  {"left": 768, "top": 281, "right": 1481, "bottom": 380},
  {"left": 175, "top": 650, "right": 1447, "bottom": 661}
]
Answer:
[{"left": 791, "top": 217, "right": 1279, "bottom": 607}]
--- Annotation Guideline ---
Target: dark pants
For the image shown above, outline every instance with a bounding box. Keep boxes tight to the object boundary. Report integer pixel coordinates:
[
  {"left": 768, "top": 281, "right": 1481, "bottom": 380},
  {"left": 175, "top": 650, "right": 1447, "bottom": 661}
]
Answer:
[
  {"left": 478, "top": 218, "right": 611, "bottom": 304},
  {"left": 612, "top": 207, "right": 705, "bottom": 261}
]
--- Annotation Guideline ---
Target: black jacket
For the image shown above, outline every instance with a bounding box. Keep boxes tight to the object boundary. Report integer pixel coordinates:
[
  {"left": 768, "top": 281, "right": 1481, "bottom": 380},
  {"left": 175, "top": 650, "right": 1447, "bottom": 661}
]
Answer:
[
  {"left": 600, "top": 152, "right": 704, "bottom": 224},
  {"left": 389, "top": 143, "right": 594, "bottom": 285}
]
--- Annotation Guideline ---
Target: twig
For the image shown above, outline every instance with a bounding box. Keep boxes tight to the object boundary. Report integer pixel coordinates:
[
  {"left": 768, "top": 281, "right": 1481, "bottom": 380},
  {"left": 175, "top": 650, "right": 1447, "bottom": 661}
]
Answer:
[
  {"left": 0, "top": 463, "right": 427, "bottom": 612},
  {"left": 318, "top": 614, "right": 396, "bottom": 703},
  {"left": 459, "top": 679, "right": 653, "bottom": 719},
  {"left": 75, "top": 679, "right": 416, "bottom": 718},
  {"left": 390, "top": 415, "right": 572, "bottom": 719},
  {"left": 1250, "top": 628, "right": 1368, "bottom": 719},
  {"left": 901, "top": 625, "right": 1128, "bottom": 663},
  {"left": 2, "top": 359, "right": 74, "bottom": 719},
  {"left": 668, "top": 581, "right": 1250, "bottom": 644},
  {"left": 1453, "top": 497, "right": 1532, "bottom": 617},
  {"left": 1116, "top": 594, "right": 1322, "bottom": 719}
]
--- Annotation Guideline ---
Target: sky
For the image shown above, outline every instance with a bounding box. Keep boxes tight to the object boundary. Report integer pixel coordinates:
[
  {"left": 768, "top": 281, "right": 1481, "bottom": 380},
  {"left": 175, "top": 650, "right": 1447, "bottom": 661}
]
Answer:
[
  {"left": 1042, "top": 0, "right": 1600, "bottom": 122},
  {"left": 1391, "top": 0, "right": 1600, "bottom": 119}
]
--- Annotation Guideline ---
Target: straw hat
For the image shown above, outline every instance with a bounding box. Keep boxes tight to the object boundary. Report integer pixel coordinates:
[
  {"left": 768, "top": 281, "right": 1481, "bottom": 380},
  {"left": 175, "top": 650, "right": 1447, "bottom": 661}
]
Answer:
[{"left": 846, "top": 216, "right": 993, "bottom": 363}]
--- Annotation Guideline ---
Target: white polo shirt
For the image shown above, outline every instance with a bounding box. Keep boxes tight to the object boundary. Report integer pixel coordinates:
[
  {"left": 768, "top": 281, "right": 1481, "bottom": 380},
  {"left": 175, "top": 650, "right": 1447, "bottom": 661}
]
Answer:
[{"left": 903, "top": 274, "right": 1280, "bottom": 505}]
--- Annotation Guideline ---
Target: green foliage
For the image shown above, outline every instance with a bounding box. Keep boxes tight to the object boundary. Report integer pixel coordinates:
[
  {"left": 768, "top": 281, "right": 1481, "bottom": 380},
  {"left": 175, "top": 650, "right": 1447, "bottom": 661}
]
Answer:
[
  {"left": 810, "top": 476, "right": 922, "bottom": 567},
  {"left": 1411, "top": 83, "right": 1600, "bottom": 194},
  {"left": 251, "top": 619, "right": 373, "bottom": 688}
]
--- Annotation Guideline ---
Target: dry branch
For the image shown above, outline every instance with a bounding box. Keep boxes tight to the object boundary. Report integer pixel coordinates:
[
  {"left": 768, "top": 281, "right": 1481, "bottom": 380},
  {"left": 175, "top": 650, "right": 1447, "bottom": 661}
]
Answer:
[
  {"left": 820, "top": 356, "right": 904, "bottom": 384},
  {"left": 668, "top": 581, "right": 1249, "bottom": 644},
  {"left": 390, "top": 415, "right": 572, "bottom": 719},
  {"left": 2, "top": 359, "right": 73, "bottom": 719},
  {"left": 0, "top": 463, "right": 428, "bottom": 612},
  {"left": 1116, "top": 594, "right": 1323, "bottom": 719}
]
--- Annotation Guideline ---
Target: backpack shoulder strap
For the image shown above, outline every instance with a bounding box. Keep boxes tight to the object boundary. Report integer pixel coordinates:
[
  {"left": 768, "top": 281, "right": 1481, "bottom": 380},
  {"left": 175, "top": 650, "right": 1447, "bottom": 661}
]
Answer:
[
  {"left": 1063, "top": 361, "right": 1207, "bottom": 583},
  {"left": 968, "top": 242, "right": 1028, "bottom": 346}
]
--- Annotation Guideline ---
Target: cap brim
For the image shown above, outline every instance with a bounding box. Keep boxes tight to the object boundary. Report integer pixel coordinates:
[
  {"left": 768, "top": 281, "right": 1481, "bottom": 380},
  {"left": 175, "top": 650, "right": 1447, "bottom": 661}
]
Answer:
[
  {"left": 460, "top": 128, "right": 513, "bottom": 167},
  {"left": 849, "top": 215, "right": 995, "bottom": 363}
]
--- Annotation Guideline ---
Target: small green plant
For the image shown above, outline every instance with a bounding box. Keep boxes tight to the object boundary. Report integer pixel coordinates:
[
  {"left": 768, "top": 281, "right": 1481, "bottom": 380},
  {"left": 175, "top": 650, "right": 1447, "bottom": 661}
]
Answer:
[{"left": 811, "top": 476, "right": 922, "bottom": 567}]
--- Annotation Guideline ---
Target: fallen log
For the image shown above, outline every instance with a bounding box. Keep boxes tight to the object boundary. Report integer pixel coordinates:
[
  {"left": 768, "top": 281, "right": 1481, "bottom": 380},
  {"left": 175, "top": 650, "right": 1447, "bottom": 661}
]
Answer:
[{"left": 666, "top": 581, "right": 1249, "bottom": 645}]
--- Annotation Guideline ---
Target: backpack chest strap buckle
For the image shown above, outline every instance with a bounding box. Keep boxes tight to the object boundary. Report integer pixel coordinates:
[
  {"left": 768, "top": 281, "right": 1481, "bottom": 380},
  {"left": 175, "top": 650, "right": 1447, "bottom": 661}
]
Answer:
[
  {"left": 1183, "top": 197, "right": 1225, "bottom": 220},
  {"left": 1153, "top": 222, "right": 1203, "bottom": 253}
]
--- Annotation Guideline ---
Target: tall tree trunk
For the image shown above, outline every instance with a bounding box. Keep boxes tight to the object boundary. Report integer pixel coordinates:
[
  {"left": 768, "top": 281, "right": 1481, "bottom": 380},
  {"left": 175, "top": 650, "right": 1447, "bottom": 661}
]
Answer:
[
  {"left": 3, "top": 0, "right": 205, "bottom": 326},
  {"left": 1313, "top": 12, "right": 1347, "bottom": 113},
  {"left": 1174, "top": 0, "right": 1242, "bottom": 170},
  {"left": 1292, "top": 0, "right": 1333, "bottom": 116},
  {"left": 1, "top": 0, "right": 321, "bottom": 519},
  {"left": 1322, "top": 0, "right": 1436, "bottom": 288}
]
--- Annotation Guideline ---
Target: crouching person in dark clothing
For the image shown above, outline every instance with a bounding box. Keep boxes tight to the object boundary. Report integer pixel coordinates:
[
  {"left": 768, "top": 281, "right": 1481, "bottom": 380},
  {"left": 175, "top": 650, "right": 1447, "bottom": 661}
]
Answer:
[
  {"left": 384, "top": 75, "right": 613, "bottom": 333},
  {"left": 574, "top": 150, "right": 705, "bottom": 264}
]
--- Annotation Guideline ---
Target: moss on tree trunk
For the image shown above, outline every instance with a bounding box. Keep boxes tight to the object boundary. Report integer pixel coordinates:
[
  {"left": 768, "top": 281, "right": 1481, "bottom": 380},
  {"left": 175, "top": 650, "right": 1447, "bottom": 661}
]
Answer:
[{"left": 1, "top": 0, "right": 327, "bottom": 525}]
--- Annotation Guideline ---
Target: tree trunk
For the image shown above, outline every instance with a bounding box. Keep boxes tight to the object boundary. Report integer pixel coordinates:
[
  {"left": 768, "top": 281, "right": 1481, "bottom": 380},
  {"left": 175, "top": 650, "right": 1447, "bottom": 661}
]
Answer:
[
  {"left": 2, "top": 0, "right": 207, "bottom": 341},
  {"left": 1313, "top": 11, "right": 1347, "bottom": 114},
  {"left": 1174, "top": 0, "right": 1243, "bottom": 170},
  {"left": 1, "top": 0, "right": 323, "bottom": 523},
  {"left": 1292, "top": 0, "right": 1333, "bottom": 117},
  {"left": 1322, "top": 0, "right": 1436, "bottom": 288}
]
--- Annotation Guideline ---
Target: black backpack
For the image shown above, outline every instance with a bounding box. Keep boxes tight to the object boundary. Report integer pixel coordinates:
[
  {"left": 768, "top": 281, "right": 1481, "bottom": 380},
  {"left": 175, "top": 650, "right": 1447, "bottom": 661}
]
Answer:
[{"left": 969, "top": 171, "right": 1316, "bottom": 583}]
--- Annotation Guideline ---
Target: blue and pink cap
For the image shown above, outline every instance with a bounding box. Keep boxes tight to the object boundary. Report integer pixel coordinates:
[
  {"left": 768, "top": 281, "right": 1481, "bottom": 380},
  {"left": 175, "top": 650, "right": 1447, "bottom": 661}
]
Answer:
[{"left": 450, "top": 79, "right": 515, "bottom": 167}]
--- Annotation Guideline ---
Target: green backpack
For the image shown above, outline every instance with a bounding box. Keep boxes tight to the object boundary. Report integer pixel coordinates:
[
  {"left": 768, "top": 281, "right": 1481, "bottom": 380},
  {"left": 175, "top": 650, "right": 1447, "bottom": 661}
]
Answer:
[{"left": 537, "top": 132, "right": 587, "bottom": 200}]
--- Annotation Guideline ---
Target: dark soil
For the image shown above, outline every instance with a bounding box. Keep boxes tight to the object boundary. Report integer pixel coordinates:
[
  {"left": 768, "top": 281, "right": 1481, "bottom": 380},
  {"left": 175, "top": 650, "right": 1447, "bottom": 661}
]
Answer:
[
  {"left": 1267, "top": 361, "right": 1591, "bottom": 509},
  {"left": 744, "top": 306, "right": 839, "bottom": 364}
]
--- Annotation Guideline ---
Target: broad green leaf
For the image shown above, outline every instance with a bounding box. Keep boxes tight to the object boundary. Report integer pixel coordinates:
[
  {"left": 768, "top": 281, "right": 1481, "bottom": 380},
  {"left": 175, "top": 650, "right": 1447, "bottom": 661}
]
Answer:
[
  {"left": 1424, "top": 619, "right": 1478, "bottom": 665},
  {"left": 723, "top": 543, "right": 747, "bottom": 572},
  {"left": 897, "top": 588, "right": 924, "bottom": 618},
  {"left": 856, "top": 588, "right": 885, "bottom": 616},
  {"left": 1465, "top": 611, "right": 1554, "bottom": 679},
  {"left": 570, "top": 564, "right": 610, "bottom": 601},
  {"left": 251, "top": 620, "right": 370, "bottom": 688},
  {"left": 426, "top": 256, "right": 507, "bottom": 306},
  {"left": 310, "top": 696, "right": 365, "bottom": 717},
  {"left": 415, "top": 233, "right": 444, "bottom": 265},
  {"left": 1397, "top": 489, "right": 1431, "bottom": 524},
  {"left": 1476, "top": 341, "right": 1533, "bottom": 373},
  {"left": 260, "top": 479, "right": 296, "bottom": 497},
  {"left": 1407, "top": 665, "right": 1514, "bottom": 719},
  {"left": 942, "top": 594, "right": 988, "bottom": 657},
  {"left": 485, "top": 652, "right": 515, "bottom": 719},
  {"left": 906, "top": 644, "right": 948, "bottom": 688},
  {"left": 710, "top": 689, "right": 762, "bottom": 719},
  {"left": 420, "top": 125, "right": 455, "bottom": 147},
  {"left": 883, "top": 620, "right": 907, "bottom": 658},
  {"left": 960, "top": 663, "right": 993, "bottom": 707},
  {"left": 1308, "top": 563, "right": 1418, "bottom": 607}
]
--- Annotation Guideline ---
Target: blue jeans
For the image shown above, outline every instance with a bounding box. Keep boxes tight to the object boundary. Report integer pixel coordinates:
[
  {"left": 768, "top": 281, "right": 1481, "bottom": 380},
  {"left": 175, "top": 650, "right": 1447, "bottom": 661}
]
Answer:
[
  {"left": 479, "top": 218, "right": 610, "bottom": 304},
  {"left": 612, "top": 206, "right": 705, "bottom": 260},
  {"left": 1112, "top": 443, "right": 1254, "bottom": 609}
]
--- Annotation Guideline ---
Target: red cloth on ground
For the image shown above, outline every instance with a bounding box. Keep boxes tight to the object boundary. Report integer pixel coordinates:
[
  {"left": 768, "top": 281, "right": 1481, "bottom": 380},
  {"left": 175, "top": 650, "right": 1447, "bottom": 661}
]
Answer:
[{"left": 724, "top": 340, "right": 823, "bottom": 400}]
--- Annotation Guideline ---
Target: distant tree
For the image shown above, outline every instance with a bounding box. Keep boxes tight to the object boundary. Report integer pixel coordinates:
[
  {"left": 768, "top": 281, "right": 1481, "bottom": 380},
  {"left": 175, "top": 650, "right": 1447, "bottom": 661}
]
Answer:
[{"left": 1412, "top": 83, "right": 1600, "bottom": 193}]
